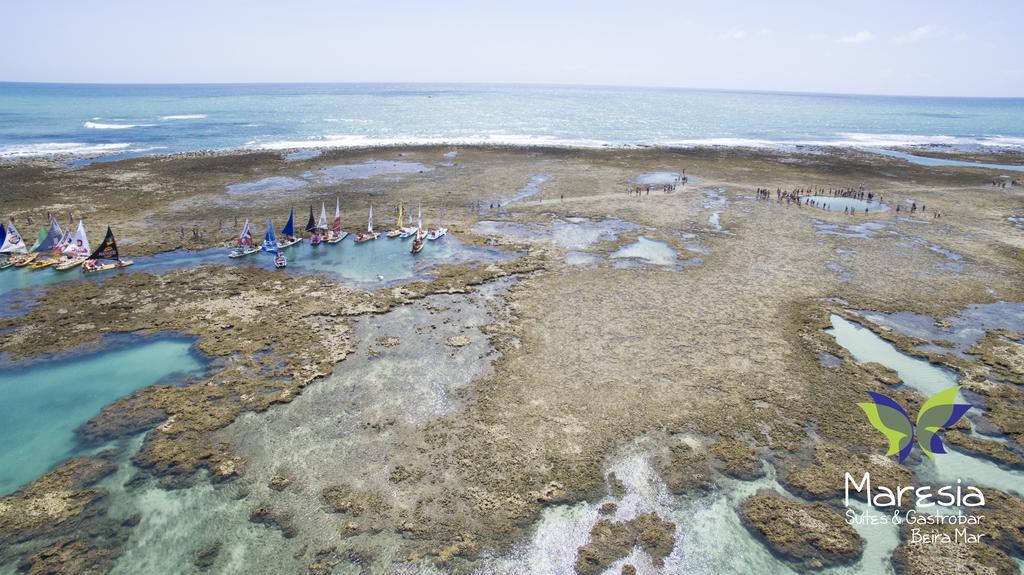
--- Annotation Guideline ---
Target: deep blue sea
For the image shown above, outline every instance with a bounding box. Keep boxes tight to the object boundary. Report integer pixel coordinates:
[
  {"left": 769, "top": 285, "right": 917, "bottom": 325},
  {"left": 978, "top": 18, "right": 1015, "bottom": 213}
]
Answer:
[{"left": 1, "top": 82, "right": 1023, "bottom": 159}]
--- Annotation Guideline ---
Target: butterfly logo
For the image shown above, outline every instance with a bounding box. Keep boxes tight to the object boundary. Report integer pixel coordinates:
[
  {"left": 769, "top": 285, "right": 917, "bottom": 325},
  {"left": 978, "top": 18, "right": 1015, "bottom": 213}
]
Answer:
[{"left": 858, "top": 386, "right": 971, "bottom": 463}]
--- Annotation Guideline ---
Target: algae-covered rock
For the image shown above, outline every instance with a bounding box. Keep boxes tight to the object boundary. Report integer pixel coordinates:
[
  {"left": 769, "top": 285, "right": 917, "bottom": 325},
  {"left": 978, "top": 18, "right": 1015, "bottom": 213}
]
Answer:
[
  {"left": 574, "top": 512, "right": 675, "bottom": 575},
  {"left": 740, "top": 491, "right": 863, "bottom": 571}
]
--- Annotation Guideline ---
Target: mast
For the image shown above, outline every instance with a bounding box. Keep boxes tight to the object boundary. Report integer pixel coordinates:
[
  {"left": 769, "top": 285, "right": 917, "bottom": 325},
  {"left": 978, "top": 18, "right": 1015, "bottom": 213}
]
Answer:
[{"left": 367, "top": 205, "right": 374, "bottom": 233}]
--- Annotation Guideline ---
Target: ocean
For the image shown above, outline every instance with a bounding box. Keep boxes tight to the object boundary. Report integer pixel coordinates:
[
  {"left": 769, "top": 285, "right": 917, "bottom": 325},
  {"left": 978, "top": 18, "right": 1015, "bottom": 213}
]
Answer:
[{"left": 1, "top": 82, "right": 1023, "bottom": 159}]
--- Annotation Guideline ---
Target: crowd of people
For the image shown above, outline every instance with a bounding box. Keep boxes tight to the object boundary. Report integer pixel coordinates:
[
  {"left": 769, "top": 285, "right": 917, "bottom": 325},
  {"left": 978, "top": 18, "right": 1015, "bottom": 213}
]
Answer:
[{"left": 752, "top": 185, "right": 943, "bottom": 218}]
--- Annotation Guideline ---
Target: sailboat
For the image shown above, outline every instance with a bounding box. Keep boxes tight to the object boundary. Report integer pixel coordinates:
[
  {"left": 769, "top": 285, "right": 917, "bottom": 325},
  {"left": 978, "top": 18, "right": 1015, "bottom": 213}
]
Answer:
[
  {"left": 399, "top": 203, "right": 419, "bottom": 238},
  {"left": 327, "top": 197, "right": 347, "bottom": 244},
  {"left": 229, "top": 219, "right": 259, "bottom": 258},
  {"left": 304, "top": 205, "right": 318, "bottom": 246},
  {"left": 425, "top": 203, "right": 449, "bottom": 241},
  {"left": 277, "top": 207, "right": 302, "bottom": 249},
  {"left": 23, "top": 216, "right": 65, "bottom": 268},
  {"left": 386, "top": 203, "right": 404, "bottom": 238},
  {"left": 411, "top": 203, "right": 425, "bottom": 254},
  {"left": 355, "top": 204, "right": 379, "bottom": 243},
  {"left": 310, "top": 203, "right": 329, "bottom": 246},
  {"left": 0, "top": 220, "right": 28, "bottom": 269},
  {"left": 82, "top": 226, "right": 134, "bottom": 273},
  {"left": 262, "top": 218, "right": 286, "bottom": 268},
  {"left": 55, "top": 220, "right": 91, "bottom": 270}
]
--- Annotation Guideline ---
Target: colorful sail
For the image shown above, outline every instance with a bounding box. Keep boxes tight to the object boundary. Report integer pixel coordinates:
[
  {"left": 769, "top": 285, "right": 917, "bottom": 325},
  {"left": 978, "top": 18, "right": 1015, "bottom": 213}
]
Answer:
[
  {"left": 332, "top": 197, "right": 342, "bottom": 232},
  {"left": 304, "top": 206, "right": 317, "bottom": 233},
  {"left": 0, "top": 221, "right": 27, "bottom": 254},
  {"left": 317, "top": 202, "right": 328, "bottom": 231},
  {"left": 262, "top": 218, "right": 278, "bottom": 254},
  {"left": 62, "top": 220, "right": 90, "bottom": 256},
  {"left": 281, "top": 208, "right": 295, "bottom": 238},
  {"left": 0, "top": 223, "right": 5, "bottom": 247},
  {"left": 29, "top": 226, "right": 49, "bottom": 252},
  {"left": 238, "top": 219, "right": 253, "bottom": 246},
  {"left": 367, "top": 204, "right": 374, "bottom": 233},
  {"left": 87, "top": 227, "right": 120, "bottom": 261}
]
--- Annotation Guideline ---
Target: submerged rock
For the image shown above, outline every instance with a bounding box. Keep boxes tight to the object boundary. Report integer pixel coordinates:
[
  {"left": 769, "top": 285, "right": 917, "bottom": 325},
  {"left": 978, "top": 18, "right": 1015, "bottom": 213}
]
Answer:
[
  {"left": 710, "top": 438, "right": 766, "bottom": 480},
  {"left": 655, "top": 442, "right": 716, "bottom": 495},
  {"left": 194, "top": 541, "right": 221, "bottom": 570},
  {"left": 249, "top": 506, "right": 298, "bottom": 538},
  {"left": 574, "top": 512, "right": 676, "bottom": 575},
  {"left": 740, "top": 491, "right": 863, "bottom": 571}
]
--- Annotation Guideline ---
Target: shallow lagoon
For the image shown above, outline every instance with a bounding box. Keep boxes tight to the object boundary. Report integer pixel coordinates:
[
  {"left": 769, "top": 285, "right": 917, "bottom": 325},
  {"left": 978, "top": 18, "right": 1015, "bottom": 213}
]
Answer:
[
  {"left": 0, "top": 234, "right": 506, "bottom": 311},
  {"left": 0, "top": 337, "right": 205, "bottom": 495},
  {"left": 804, "top": 196, "right": 888, "bottom": 213}
]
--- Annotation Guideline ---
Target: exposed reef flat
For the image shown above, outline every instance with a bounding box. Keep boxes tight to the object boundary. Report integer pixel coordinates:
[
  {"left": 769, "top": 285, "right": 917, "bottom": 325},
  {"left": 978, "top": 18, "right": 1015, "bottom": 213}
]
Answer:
[{"left": 2, "top": 145, "right": 1023, "bottom": 573}]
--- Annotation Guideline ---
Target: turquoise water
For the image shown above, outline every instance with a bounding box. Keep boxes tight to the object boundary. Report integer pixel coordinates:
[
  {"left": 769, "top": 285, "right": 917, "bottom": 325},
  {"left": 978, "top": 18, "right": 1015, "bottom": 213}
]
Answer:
[
  {"left": 0, "top": 338, "right": 205, "bottom": 495},
  {"left": 1, "top": 83, "right": 1023, "bottom": 159},
  {"left": 827, "top": 315, "right": 958, "bottom": 397},
  {"left": 272, "top": 234, "right": 505, "bottom": 284},
  {"left": 863, "top": 148, "right": 1024, "bottom": 172},
  {"left": 0, "top": 236, "right": 504, "bottom": 311},
  {"left": 828, "top": 314, "right": 1024, "bottom": 495}
]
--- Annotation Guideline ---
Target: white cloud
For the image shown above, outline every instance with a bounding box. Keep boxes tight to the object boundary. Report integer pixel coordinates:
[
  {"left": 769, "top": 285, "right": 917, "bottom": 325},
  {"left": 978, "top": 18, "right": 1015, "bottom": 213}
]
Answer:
[
  {"left": 895, "top": 25, "right": 941, "bottom": 44},
  {"left": 839, "top": 31, "right": 876, "bottom": 44},
  {"left": 720, "top": 28, "right": 746, "bottom": 40}
]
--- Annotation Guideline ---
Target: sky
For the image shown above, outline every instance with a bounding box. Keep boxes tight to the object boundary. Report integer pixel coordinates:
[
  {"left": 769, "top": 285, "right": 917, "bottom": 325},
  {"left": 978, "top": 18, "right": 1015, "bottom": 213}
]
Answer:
[{"left": 2, "top": 0, "right": 1021, "bottom": 97}]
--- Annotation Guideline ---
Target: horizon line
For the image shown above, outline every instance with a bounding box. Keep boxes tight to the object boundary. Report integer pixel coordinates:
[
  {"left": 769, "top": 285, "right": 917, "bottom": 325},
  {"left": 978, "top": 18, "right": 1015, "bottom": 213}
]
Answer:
[{"left": 1, "top": 80, "right": 1021, "bottom": 101}]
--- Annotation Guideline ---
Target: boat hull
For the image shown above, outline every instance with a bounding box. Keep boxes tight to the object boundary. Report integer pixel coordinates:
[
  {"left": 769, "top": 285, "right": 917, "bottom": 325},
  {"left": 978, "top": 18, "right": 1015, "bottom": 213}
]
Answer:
[
  {"left": 277, "top": 236, "right": 302, "bottom": 249},
  {"left": 326, "top": 231, "right": 348, "bottom": 244},
  {"left": 354, "top": 232, "right": 379, "bottom": 243},
  {"left": 228, "top": 246, "right": 260, "bottom": 258},
  {"left": 82, "top": 259, "right": 134, "bottom": 273},
  {"left": 12, "top": 253, "right": 40, "bottom": 267},
  {"left": 425, "top": 228, "right": 449, "bottom": 241},
  {"left": 54, "top": 257, "right": 87, "bottom": 271},
  {"left": 27, "top": 256, "right": 62, "bottom": 270}
]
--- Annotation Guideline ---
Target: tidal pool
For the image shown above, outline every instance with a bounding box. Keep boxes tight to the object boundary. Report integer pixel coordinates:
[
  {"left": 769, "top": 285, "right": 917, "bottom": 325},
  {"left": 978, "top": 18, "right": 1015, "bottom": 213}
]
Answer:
[
  {"left": 274, "top": 234, "right": 509, "bottom": 286},
  {"left": 226, "top": 176, "right": 308, "bottom": 194},
  {"left": 103, "top": 283, "right": 512, "bottom": 574},
  {"left": 858, "top": 302, "right": 1024, "bottom": 359},
  {"left": 610, "top": 236, "right": 678, "bottom": 266},
  {"left": 307, "top": 159, "right": 432, "bottom": 183},
  {"left": 864, "top": 148, "right": 1024, "bottom": 172},
  {"left": 804, "top": 196, "right": 888, "bottom": 213},
  {"left": 499, "top": 174, "right": 548, "bottom": 206},
  {"left": 828, "top": 314, "right": 1024, "bottom": 495},
  {"left": 827, "top": 314, "right": 958, "bottom": 398},
  {"left": 636, "top": 172, "right": 681, "bottom": 185},
  {"left": 0, "top": 337, "right": 205, "bottom": 495}
]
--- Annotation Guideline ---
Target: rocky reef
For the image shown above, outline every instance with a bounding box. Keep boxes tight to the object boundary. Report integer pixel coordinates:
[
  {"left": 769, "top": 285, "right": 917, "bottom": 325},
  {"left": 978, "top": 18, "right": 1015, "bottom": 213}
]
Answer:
[
  {"left": 573, "top": 512, "right": 676, "bottom": 575},
  {"left": 740, "top": 491, "right": 863, "bottom": 571}
]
